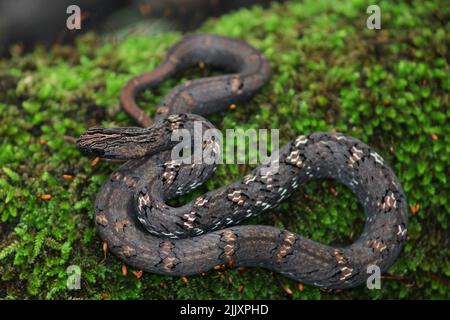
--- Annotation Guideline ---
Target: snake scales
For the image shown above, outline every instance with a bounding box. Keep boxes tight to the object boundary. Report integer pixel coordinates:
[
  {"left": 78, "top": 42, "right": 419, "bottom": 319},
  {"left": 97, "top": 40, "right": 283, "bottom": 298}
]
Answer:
[{"left": 77, "top": 34, "right": 408, "bottom": 289}]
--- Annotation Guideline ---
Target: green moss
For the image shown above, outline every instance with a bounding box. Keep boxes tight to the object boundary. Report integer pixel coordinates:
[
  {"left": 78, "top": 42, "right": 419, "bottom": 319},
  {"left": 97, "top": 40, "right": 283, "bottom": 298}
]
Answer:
[{"left": 0, "top": 0, "right": 449, "bottom": 299}]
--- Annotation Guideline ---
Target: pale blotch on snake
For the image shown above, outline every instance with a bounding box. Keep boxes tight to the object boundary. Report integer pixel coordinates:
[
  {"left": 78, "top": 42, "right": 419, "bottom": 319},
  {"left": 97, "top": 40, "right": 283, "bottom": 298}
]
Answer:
[{"left": 77, "top": 34, "right": 407, "bottom": 289}]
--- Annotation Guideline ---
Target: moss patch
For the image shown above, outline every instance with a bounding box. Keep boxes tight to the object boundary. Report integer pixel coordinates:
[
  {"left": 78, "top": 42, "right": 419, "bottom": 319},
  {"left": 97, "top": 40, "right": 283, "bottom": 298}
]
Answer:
[{"left": 0, "top": 0, "right": 449, "bottom": 299}]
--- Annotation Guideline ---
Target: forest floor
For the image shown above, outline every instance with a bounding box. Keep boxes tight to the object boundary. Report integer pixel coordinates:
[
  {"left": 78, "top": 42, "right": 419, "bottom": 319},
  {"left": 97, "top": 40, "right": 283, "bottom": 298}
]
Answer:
[{"left": 0, "top": 0, "right": 448, "bottom": 299}]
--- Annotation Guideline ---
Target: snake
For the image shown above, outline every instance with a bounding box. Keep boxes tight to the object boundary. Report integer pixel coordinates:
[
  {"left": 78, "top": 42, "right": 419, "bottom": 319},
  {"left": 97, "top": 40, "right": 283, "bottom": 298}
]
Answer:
[{"left": 77, "top": 34, "right": 408, "bottom": 289}]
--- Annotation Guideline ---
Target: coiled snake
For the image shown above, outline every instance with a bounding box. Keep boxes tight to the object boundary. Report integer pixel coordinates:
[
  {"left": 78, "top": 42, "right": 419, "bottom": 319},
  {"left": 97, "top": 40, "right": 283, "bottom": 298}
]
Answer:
[{"left": 77, "top": 34, "right": 407, "bottom": 289}]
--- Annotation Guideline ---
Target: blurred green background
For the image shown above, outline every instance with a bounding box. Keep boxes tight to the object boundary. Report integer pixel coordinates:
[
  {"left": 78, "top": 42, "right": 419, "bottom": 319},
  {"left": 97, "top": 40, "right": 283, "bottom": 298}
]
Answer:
[{"left": 0, "top": 0, "right": 448, "bottom": 299}]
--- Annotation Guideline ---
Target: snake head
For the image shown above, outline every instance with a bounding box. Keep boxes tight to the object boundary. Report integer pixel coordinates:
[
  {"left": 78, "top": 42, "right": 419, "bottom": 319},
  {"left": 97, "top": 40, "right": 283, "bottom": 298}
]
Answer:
[
  {"left": 76, "top": 126, "right": 164, "bottom": 160},
  {"left": 77, "top": 114, "right": 210, "bottom": 160}
]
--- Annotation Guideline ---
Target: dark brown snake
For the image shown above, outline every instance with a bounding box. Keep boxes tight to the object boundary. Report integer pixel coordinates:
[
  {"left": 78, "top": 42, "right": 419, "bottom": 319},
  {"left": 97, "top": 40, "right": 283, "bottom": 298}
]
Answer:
[{"left": 77, "top": 34, "right": 408, "bottom": 289}]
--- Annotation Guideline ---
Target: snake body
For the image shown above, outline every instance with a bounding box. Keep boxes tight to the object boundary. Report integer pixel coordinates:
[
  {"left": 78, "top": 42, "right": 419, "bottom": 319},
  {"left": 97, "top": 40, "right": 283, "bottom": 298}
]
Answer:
[{"left": 77, "top": 34, "right": 408, "bottom": 289}]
